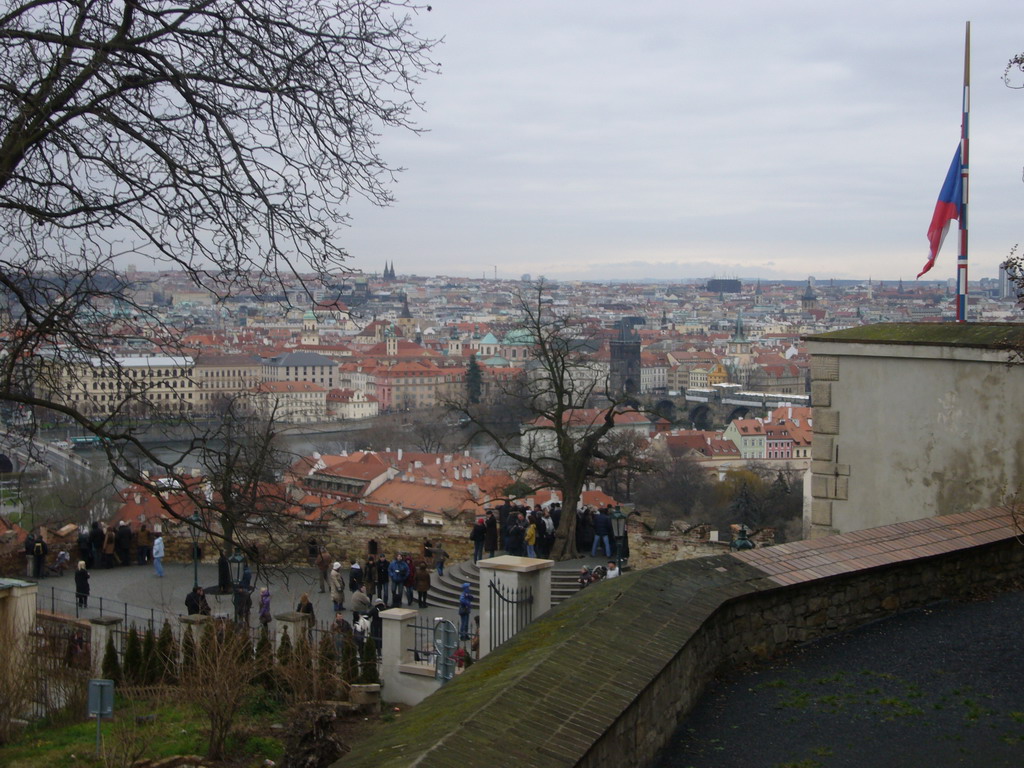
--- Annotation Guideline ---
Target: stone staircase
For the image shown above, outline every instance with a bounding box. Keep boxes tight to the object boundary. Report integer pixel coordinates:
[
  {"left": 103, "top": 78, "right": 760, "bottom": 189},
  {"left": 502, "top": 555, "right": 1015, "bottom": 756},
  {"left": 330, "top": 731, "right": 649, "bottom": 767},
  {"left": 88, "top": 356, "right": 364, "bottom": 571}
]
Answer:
[{"left": 426, "top": 556, "right": 613, "bottom": 610}]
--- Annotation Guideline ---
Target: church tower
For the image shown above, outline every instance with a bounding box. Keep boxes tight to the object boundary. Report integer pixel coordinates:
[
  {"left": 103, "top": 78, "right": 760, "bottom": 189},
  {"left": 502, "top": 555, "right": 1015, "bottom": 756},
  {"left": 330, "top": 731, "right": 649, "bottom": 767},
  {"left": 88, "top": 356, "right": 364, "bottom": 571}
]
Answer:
[{"left": 301, "top": 309, "right": 319, "bottom": 346}]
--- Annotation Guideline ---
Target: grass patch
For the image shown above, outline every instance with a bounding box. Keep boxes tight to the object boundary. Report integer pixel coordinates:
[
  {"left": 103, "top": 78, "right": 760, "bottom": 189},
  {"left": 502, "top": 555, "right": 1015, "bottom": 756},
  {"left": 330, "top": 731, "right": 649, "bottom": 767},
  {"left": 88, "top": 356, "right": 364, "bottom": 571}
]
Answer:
[{"left": 0, "top": 690, "right": 285, "bottom": 768}]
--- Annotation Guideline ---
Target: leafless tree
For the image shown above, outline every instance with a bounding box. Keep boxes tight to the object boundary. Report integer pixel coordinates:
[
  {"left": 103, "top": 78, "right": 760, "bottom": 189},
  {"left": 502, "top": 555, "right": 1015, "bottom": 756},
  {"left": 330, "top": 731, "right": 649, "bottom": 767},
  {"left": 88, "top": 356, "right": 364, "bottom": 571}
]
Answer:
[
  {"left": 0, "top": 0, "right": 438, "bottom": 549},
  {"left": 449, "top": 282, "right": 653, "bottom": 560}
]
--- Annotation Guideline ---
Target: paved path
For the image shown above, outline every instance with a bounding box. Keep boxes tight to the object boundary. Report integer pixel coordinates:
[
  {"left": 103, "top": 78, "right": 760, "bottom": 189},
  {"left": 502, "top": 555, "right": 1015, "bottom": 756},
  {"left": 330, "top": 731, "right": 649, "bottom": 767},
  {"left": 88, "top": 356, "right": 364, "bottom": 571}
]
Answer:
[
  {"left": 655, "top": 587, "right": 1024, "bottom": 768},
  {"left": 34, "top": 559, "right": 466, "bottom": 630}
]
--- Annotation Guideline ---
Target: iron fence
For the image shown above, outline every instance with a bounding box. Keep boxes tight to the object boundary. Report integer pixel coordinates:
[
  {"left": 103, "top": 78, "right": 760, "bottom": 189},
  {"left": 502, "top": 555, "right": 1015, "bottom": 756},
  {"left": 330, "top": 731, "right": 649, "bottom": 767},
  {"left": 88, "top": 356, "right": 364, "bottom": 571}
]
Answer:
[
  {"left": 36, "top": 585, "right": 178, "bottom": 633},
  {"left": 487, "top": 579, "right": 533, "bottom": 651}
]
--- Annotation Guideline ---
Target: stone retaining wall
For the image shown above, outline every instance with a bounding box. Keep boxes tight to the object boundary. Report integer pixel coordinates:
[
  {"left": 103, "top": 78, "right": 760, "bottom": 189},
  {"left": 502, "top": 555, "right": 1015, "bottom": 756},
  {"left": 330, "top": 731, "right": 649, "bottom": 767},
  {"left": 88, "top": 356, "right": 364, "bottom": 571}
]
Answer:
[{"left": 336, "top": 507, "right": 1024, "bottom": 768}]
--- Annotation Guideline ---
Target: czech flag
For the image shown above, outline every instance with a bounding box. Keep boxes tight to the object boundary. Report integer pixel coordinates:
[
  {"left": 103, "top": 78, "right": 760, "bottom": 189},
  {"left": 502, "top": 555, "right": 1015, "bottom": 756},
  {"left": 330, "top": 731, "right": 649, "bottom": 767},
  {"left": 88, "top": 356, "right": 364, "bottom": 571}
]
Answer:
[{"left": 918, "top": 147, "right": 963, "bottom": 278}]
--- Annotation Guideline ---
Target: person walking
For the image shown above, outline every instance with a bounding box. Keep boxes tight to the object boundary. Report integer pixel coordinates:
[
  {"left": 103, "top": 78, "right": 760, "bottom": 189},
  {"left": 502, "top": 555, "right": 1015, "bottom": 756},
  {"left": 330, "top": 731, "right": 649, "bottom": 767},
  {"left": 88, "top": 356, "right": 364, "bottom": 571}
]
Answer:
[
  {"left": 432, "top": 545, "right": 448, "bottom": 577},
  {"left": 74, "top": 561, "right": 90, "bottom": 608},
  {"left": 152, "top": 533, "right": 164, "bottom": 577}
]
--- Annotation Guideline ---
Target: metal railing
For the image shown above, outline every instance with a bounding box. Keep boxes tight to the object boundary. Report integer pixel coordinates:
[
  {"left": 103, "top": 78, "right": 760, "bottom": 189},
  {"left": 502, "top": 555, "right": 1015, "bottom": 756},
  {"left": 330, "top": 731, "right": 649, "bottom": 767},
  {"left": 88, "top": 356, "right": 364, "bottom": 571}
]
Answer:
[
  {"left": 35, "top": 585, "right": 179, "bottom": 633},
  {"left": 487, "top": 579, "right": 533, "bottom": 651}
]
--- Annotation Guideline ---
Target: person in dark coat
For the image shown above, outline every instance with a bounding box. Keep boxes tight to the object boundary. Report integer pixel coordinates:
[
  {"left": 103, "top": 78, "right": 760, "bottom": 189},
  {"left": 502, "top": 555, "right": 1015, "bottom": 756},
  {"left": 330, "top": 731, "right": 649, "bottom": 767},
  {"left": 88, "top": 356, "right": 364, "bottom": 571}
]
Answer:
[
  {"left": 217, "top": 552, "right": 231, "bottom": 594},
  {"left": 185, "top": 586, "right": 211, "bottom": 615},
  {"left": 30, "top": 533, "right": 48, "bottom": 578},
  {"left": 74, "top": 561, "right": 90, "bottom": 607},
  {"left": 413, "top": 560, "right": 431, "bottom": 608},
  {"left": 234, "top": 584, "right": 253, "bottom": 627},
  {"left": 375, "top": 554, "right": 389, "bottom": 602},
  {"left": 403, "top": 555, "right": 416, "bottom": 607},
  {"left": 89, "top": 522, "right": 104, "bottom": 569},
  {"left": 114, "top": 521, "right": 132, "bottom": 566},
  {"left": 591, "top": 507, "right": 613, "bottom": 558},
  {"left": 366, "top": 597, "right": 385, "bottom": 652},
  {"left": 470, "top": 517, "right": 486, "bottom": 563},
  {"left": 296, "top": 592, "right": 315, "bottom": 640},
  {"left": 506, "top": 513, "right": 525, "bottom": 557},
  {"left": 102, "top": 527, "right": 116, "bottom": 569},
  {"left": 348, "top": 559, "right": 363, "bottom": 592},
  {"left": 77, "top": 527, "right": 93, "bottom": 569},
  {"left": 484, "top": 510, "right": 498, "bottom": 558}
]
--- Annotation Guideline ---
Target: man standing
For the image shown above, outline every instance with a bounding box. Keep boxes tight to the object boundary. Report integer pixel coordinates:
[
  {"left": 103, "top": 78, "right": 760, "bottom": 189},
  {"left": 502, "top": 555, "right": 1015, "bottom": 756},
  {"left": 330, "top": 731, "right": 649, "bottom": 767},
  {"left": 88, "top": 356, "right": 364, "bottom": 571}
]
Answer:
[
  {"left": 388, "top": 553, "right": 408, "bottom": 608},
  {"left": 591, "top": 507, "right": 613, "bottom": 558},
  {"left": 507, "top": 513, "right": 526, "bottom": 557},
  {"left": 539, "top": 508, "right": 556, "bottom": 558},
  {"left": 152, "top": 533, "right": 164, "bottom": 577},
  {"left": 470, "top": 517, "right": 486, "bottom": 564},
  {"left": 348, "top": 558, "right": 363, "bottom": 592},
  {"left": 375, "top": 554, "right": 389, "bottom": 601},
  {"left": 328, "top": 561, "right": 345, "bottom": 612},
  {"left": 403, "top": 554, "right": 416, "bottom": 607},
  {"left": 484, "top": 510, "right": 498, "bottom": 559},
  {"left": 316, "top": 546, "right": 332, "bottom": 593},
  {"left": 136, "top": 523, "right": 152, "bottom": 565},
  {"left": 351, "top": 583, "right": 371, "bottom": 625}
]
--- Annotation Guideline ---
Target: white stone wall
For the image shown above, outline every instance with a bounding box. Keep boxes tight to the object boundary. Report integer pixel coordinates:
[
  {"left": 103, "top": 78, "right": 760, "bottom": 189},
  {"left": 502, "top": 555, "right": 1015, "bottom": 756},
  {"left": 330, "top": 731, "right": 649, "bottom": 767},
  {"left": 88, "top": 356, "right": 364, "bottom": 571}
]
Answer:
[{"left": 806, "top": 337, "right": 1024, "bottom": 536}]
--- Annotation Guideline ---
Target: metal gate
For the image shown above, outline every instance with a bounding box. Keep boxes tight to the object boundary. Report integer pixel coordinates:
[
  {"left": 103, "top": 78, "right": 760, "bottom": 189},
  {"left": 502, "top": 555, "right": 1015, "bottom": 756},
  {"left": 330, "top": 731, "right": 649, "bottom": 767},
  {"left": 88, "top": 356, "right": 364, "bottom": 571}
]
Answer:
[
  {"left": 487, "top": 579, "right": 533, "bottom": 651},
  {"left": 433, "top": 619, "right": 459, "bottom": 682}
]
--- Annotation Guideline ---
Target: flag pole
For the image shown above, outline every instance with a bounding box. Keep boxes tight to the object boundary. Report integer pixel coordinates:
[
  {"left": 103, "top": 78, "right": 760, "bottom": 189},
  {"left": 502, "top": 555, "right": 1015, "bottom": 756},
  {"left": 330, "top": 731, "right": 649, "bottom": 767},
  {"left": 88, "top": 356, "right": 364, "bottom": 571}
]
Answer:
[{"left": 956, "top": 21, "right": 970, "bottom": 322}]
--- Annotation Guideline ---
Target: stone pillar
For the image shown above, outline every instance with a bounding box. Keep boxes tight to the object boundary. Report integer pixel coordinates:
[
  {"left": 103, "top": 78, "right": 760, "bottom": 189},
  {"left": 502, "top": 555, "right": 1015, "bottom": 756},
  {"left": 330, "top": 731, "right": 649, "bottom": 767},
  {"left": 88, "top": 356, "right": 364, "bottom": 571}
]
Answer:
[
  {"left": 379, "top": 607, "right": 441, "bottom": 705},
  {"left": 275, "top": 611, "right": 311, "bottom": 652},
  {"left": 88, "top": 616, "right": 123, "bottom": 677},
  {"left": 476, "top": 555, "right": 553, "bottom": 658}
]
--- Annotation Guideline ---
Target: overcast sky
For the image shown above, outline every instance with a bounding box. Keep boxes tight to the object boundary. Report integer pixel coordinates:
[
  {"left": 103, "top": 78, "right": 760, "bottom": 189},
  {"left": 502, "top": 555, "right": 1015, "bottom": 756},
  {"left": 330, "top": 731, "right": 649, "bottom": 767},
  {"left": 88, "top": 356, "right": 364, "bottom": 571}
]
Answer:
[{"left": 340, "top": 1, "right": 1023, "bottom": 283}]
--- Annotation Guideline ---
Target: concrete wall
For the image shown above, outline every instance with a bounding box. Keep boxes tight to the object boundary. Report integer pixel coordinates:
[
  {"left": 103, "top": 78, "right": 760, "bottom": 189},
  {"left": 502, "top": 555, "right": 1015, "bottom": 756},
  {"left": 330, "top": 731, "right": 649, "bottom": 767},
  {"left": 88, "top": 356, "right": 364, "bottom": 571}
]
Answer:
[{"left": 806, "top": 323, "right": 1024, "bottom": 536}]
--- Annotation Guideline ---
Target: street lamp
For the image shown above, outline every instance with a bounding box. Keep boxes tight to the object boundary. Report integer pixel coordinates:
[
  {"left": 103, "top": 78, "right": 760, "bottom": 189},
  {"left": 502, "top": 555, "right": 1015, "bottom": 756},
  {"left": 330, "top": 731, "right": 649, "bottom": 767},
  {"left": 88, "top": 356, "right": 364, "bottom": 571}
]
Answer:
[
  {"left": 187, "top": 512, "right": 202, "bottom": 589},
  {"left": 229, "top": 551, "right": 246, "bottom": 587},
  {"left": 610, "top": 508, "right": 627, "bottom": 572}
]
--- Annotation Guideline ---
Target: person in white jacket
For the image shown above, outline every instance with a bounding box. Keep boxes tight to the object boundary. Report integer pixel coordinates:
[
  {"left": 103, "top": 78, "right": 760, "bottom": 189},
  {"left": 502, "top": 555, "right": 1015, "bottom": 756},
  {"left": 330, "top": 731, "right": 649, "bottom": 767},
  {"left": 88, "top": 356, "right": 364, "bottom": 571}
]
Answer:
[{"left": 152, "top": 534, "right": 165, "bottom": 577}]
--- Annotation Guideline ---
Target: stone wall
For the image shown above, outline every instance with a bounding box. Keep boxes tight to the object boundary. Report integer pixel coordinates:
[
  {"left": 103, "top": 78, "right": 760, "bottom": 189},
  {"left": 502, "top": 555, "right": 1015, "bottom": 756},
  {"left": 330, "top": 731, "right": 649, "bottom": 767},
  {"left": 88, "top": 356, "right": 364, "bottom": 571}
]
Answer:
[{"left": 336, "top": 507, "right": 1024, "bottom": 768}]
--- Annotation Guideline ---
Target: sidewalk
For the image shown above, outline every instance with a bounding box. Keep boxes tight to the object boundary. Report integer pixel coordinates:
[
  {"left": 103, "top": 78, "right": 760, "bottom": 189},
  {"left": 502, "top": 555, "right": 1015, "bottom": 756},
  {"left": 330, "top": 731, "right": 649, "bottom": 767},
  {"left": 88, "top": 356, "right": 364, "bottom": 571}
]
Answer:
[{"left": 33, "top": 559, "right": 466, "bottom": 631}]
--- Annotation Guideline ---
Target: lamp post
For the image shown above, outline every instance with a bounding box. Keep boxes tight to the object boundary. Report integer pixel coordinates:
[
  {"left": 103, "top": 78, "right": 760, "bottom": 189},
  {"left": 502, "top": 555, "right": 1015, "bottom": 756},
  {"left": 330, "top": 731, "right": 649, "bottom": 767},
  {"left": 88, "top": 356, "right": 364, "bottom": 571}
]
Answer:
[
  {"left": 229, "top": 551, "right": 246, "bottom": 587},
  {"left": 187, "top": 512, "right": 202, "bottom": 589},
  {"left": 610, "top": 508, "right": 627, "bottom": 572}
]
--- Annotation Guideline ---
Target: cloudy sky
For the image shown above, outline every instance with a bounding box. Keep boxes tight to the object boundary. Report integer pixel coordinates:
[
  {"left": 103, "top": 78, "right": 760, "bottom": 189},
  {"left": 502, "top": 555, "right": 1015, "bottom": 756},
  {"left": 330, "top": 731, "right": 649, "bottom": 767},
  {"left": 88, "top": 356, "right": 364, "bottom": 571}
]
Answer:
[{"left": 340, "top": 1, "right": 1023, "bottom": 283}]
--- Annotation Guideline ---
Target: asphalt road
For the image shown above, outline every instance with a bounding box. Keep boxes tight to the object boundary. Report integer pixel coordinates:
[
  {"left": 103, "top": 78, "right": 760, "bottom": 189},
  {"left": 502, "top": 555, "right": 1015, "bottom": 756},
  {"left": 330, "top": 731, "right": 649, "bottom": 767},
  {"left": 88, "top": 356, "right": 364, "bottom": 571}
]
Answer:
[{"left": 654, "top": 587, "right": 1024, "bottom": 768}]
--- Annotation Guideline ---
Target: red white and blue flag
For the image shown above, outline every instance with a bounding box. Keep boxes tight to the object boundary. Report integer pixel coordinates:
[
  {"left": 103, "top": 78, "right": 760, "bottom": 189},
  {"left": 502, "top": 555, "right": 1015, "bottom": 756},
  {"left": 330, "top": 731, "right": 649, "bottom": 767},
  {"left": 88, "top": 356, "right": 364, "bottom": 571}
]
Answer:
[{"left": 918, "top": 147, "right": 963, "bottom": 278}]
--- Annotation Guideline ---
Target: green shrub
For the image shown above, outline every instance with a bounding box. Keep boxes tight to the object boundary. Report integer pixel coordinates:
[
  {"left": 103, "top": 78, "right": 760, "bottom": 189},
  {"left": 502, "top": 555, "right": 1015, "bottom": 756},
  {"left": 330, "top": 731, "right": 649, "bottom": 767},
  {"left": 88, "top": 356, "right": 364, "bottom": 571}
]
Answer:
[
  {"left": 101, "top": 633, "right": 122, "bottom": 684},
  {"left": 156, "top": 621, "right": 178, "bottom": 684},
  {"left": 358, "top": 637, "right": 379, "bottom": 685},
  {"left": 141, "top": 625, "right": 157, "bottom": 684},
  {"left": 122, "top": 626, "right": 143, "bottom": 685}
]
